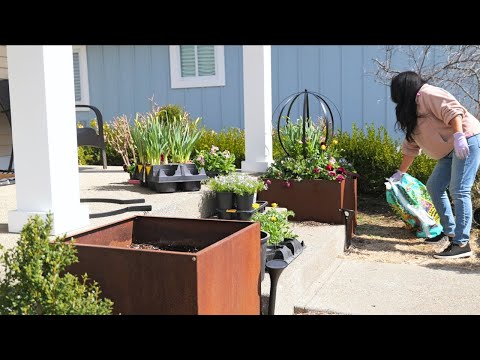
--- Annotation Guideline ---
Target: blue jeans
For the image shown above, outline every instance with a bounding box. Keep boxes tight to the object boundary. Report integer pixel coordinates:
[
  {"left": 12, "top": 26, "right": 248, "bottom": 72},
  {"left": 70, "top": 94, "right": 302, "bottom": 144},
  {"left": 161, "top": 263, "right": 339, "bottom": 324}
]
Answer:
[{"left": 426, "top": 134, "right": 480, "bottom": 246}]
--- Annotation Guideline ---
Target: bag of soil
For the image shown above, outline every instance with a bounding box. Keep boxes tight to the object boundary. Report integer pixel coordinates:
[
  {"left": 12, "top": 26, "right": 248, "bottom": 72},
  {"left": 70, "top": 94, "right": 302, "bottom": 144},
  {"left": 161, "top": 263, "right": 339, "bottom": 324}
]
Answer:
[{"left": 385, "top": 173, "right": 443, "bottom": 238}]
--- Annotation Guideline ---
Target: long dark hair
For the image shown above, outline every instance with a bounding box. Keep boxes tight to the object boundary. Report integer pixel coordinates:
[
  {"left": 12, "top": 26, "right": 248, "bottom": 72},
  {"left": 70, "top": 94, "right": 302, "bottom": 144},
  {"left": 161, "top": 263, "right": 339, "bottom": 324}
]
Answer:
[{"left": 390, "top": 71, "right": 426, "bottom": 142}]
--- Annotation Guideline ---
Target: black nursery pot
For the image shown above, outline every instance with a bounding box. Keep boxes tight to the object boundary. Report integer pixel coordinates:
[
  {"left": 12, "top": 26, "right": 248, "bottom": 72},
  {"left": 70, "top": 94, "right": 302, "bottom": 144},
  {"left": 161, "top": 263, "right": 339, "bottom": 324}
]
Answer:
[
  {"left": 216, "top": 192, "right": 234, "bottom": 210},
  {"left": 260, "top": 231, "right": 270, "bottom": 282},
  {"left": 235, "top": 194, "right": 255, "bottom": 211},
  {"left": 206, "top": 170, "right": 220, "bottom": 178}
]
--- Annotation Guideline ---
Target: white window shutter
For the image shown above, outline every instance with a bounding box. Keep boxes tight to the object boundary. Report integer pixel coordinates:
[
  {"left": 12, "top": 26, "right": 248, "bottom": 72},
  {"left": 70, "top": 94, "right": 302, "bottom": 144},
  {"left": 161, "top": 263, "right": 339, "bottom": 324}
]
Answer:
[
  {"left": 180, "top": 45, "right": 196, "bottom": 77},
  {"left": 73, "top": 51, "right": 82, "bottom": 102}
]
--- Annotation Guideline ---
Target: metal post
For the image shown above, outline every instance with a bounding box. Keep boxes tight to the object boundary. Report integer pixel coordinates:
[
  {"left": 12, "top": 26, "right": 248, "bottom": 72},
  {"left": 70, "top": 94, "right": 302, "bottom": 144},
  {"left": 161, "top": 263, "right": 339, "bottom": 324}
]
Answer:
[{"left": 266, "top": 259, "right": 288, "bottom": 315}]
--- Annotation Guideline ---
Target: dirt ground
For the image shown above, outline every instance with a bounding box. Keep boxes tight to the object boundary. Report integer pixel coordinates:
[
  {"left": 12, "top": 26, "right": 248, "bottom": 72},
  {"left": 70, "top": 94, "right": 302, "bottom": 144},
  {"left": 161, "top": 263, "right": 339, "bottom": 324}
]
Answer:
[{"left": 343, "top": 194, "right": 480, "bottom": 271}]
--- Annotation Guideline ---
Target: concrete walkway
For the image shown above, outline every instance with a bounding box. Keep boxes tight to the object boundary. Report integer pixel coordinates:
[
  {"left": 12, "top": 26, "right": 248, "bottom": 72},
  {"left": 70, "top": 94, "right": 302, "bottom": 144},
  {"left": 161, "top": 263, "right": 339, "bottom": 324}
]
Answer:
[
  {"left": 297, "top": 259, "right": 480, "bottom": 315},
  {"left": 2, "top": 165, "right": 480, "bottom": 314}
]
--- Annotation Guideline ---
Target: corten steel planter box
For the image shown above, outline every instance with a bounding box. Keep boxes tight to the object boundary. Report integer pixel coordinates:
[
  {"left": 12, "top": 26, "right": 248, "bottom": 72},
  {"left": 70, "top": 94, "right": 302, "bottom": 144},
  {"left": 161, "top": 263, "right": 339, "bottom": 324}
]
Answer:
[
  {"left": 258, "top": 178, "right": 357, "bottom": 225},
  {"left": 66, "top": 216, "right": 260, "bottom": 315}
]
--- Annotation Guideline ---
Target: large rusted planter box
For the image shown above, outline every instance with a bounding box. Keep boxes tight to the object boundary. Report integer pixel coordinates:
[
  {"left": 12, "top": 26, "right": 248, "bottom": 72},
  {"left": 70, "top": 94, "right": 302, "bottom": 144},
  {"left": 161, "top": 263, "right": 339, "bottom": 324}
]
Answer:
[
  {"left": 66, "top": 216, "right": 260, "bottom": 315},
  {"left": 258, "top": 178, "right": 357, "bottom": 233}
]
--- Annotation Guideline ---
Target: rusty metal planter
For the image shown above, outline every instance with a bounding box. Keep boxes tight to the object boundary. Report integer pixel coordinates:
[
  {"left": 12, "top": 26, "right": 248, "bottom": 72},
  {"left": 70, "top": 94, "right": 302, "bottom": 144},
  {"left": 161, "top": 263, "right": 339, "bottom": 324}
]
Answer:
[
  {"left": 258, "top": 178, "right": 357, "bottom": 226},
  {"left": 66, "top": 216, "right": 260, "bottom": 315}
]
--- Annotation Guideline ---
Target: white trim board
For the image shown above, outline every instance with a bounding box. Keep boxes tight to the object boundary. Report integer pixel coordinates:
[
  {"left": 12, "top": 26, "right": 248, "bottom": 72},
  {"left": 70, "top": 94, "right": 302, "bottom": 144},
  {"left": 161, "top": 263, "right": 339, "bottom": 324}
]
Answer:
[{"left": 169, "top": 45, "right": 225, "bottom": 89}]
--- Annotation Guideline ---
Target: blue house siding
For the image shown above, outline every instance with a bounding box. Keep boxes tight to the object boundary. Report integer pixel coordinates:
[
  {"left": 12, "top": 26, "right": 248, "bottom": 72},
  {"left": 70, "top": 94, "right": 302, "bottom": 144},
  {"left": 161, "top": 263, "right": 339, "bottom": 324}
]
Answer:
[
  {"left": 271, "top": 45, "right": 399, "bottom": 136},
  {"left": 77, "top": 45, "right": 404, "bottom": 137},
  {"left": 77, "top": 45, "right": 244, "bottom": 131}
]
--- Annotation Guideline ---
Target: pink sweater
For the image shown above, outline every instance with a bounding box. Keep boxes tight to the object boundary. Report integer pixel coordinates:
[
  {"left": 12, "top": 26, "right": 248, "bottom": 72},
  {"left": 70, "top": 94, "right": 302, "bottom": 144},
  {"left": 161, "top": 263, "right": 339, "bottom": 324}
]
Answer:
[{"left": 402, "top": 84, "right": 480, "bottom": 160}]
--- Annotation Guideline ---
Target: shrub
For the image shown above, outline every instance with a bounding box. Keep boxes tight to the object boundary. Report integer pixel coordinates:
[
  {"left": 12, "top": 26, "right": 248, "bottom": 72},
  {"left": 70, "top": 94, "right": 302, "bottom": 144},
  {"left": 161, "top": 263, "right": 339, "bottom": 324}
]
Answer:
[
  {"left": 0, "top": 214, "right": 113, "bottom": 315},
  {"left": 155, "top": 104, "right": 186, "bottom": 123},
  {"left": 77, "top": 146, "right": 99, "bottom": 165},
  {"left": 77, "top": 121, "right": 125, "bottom": 166},
  {"left": 336, "top": 123, "right": 436, "bottom": 195},
  {"left": 104, "top": 115, "right": 137, "bottom": 166},
  {"left": 195, "top": 127, "right": 245, "bottom": 168}
]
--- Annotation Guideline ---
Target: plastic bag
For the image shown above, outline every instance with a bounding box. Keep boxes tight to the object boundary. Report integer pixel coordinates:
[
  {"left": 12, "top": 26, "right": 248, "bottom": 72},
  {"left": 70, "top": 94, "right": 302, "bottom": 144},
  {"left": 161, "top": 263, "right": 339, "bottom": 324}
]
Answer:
[{"left": 385, "top": 173, "right": 443, "bottom": 238}]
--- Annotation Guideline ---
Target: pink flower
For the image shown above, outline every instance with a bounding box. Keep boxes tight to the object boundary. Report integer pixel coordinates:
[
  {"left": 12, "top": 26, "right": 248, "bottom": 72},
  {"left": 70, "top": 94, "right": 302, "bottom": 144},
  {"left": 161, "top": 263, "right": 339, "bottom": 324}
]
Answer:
[
  {"left": 336, "top": 174, "right": 345, "bottom": 182},
  {"left": 265, "top": 179, "right": 272, "bottom": 185},
  {"left": 313, "top": 166, "right": 320, "bottom": 174},
  {"left": 196, "top": 155, "right": 205, "bottom": 166},
  {"left": 210, "top": 145, "right": 219, "bottom": 154},
  {"left": 325, "top": 164, "right": 334, "bottom": 171},
  {"left": 336, "top": 166, "right": 346, "bottom": 174},
  {"left": 328, "top": 171, "right": 336, "bottom": 177},
  {"left": 284, "top": 181, "right": 291, "bottom": 188}
]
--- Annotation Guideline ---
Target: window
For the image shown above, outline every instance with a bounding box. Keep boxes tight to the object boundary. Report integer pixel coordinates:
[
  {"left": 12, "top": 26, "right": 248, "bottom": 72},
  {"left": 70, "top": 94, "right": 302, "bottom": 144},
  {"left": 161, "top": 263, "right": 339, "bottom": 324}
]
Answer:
[
  {"left": 73, "top": 45, "right": 90, "bottom": 110},
  {"left": 169, "top": 45, "right": 225, "bottom": 89}
]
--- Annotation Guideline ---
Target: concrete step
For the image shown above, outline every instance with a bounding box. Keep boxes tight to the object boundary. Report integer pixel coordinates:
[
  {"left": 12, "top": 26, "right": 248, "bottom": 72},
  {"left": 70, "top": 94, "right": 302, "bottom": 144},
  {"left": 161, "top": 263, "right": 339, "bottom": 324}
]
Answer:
[{"left": 261, "top": 224, "right": 345, "bottom": 315}]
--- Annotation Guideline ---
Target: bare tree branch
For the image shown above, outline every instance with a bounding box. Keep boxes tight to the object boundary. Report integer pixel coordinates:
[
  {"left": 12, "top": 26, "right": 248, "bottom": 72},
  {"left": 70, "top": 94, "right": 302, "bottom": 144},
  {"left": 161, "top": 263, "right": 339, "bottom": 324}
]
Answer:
[{"left": 372, "top": 45, "right": 480, "bottom": 117}]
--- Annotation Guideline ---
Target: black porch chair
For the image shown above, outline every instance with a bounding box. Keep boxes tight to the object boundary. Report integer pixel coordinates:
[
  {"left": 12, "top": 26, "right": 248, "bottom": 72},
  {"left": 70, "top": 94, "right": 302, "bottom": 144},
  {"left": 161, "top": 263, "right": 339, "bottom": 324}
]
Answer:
[{"left": 76, "top": 104, "right": 107, "bottom": 169}]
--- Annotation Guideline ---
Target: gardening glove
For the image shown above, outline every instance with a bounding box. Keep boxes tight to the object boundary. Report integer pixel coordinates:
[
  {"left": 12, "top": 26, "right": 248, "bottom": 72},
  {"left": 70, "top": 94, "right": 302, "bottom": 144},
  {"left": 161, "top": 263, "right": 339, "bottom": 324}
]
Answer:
[
  {"left": 389, "top": 170, "right": 405, "bottom": 183},
  {"left": 453, "top": 132, "right": 470, "bottom": 160}
]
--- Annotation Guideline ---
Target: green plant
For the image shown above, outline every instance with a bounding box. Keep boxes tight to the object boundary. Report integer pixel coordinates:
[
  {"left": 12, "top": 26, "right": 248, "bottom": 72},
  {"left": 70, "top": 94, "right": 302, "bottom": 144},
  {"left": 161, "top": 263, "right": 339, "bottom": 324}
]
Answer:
[
  {"left": 77, "top": 146, "right": 99, "bottom": 165},
  {"left": 193, "top": 145, "right": 236, "bottom": 174},
  {"left": 195, "top": 128, "right": 245, "bottom": 168},
  {"left": 251, "top": 203, "right": 297, "bottom": 245},
  {"left": 278, "top": 117, "right": 327, "bottom": 159},
  {"left": 336, "top": 123, "right": 436, "bottom": 195},
  {"left": 131, "top": 116, "right": 148, "bottom": 166},
  {"left": 207, "top": 172, "right": 266, "bottom": 195},
  {"left": 167, "top": 115, "right": 202, "bottom": 163},
  {"left": 207, "top": 173, "right": 237, "bottom": 193},
  {"left": 127, "top": 163, "right": 136, "bottom": 175},
  {"left": 232, "top": 173, "right": 266, "bottom": 196},
  {"left": 77, "top": 121, "right": 126, "bottom": 166},
  {"left": 0, "top": 214, "right": 113, "bottom": 315},
  {"left": 155, "top": 104, "right": 187, "bottom": 123},
  {"left": 272, "top": 130, "right": 284, "bottom": 160},
  {"left": 264, "top": 136, "right": 356, "bottom": 182}
]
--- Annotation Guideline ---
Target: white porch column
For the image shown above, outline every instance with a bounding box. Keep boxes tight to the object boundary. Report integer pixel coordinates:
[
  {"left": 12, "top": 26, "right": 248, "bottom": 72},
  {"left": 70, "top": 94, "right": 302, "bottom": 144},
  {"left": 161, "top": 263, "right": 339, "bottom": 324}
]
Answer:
[
  {"left": 7, "top": 46, "right": 89, "bottom": 235},
  {"left": 241, "top": 46, "right": 273, "bottom": 173}
]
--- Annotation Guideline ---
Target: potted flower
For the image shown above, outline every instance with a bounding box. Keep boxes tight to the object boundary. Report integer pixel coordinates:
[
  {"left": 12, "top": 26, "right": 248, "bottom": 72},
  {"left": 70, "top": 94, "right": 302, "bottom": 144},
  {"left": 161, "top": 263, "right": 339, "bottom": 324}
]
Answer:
[
  {"left": 259, "top": 118, "right": 358, "bottom": 226},
  {"left": 252, "top": 202, "right": 297, "bottom": 280},
  {"left": 193, "top": 145, "right": 236, "bottom": 177},
  {"left": 207, "top": 173, "right": 238, "bottom": 210},
  {"left": 231, "top": 172, "right": 267, "bottom": 211},
  {"left": 207, "top": 172, "right": 267, "bottom": 212}
]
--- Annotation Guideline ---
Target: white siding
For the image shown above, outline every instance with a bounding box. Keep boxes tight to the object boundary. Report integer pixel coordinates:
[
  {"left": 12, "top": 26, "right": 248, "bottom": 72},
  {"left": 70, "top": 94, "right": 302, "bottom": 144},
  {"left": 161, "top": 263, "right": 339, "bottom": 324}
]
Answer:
[{"left": 0, "top": 46, "right": 7, "bottom": 79}]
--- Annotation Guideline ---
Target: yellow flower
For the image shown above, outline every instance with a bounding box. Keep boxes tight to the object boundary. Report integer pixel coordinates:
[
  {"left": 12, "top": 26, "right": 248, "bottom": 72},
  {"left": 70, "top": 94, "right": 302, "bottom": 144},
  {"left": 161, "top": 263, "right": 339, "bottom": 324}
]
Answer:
[
  {"left": 252, "top": 203, "right": 260, "bottom": 210},
  {"left": 321, "top": 145, "right": 327, "bottom": 150},
  {"left": 332, "top": 139, "right": 338, "bottom": 145},
  {"left": 270, "top": 216, "right": 277, "bottom": 222},
  {"left": 271, "top": 203, "right": 278, "bottom": 208}
]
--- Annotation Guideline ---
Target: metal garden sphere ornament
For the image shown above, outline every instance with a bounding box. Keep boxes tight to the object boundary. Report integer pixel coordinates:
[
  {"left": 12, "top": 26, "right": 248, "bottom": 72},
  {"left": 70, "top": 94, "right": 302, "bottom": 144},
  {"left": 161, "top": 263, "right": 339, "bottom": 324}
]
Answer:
[{"left": 274, "top": 89, "right": 340, "bottom": 159}]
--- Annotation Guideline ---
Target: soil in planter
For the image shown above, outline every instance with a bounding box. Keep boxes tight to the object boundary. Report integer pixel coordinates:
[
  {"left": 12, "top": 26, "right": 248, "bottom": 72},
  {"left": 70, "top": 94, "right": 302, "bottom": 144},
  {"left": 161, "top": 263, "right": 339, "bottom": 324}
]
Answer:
[{"left": 130, "top": 242, "right": 202, "bottom": 253}]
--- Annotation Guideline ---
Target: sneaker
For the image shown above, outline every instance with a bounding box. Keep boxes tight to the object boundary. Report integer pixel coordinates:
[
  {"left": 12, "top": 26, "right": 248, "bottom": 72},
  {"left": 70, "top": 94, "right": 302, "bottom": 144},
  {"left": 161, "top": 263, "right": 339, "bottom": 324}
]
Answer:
[
  {"left": 433, "top": 242, "right": 472, "bottom": 259},
  {"left": 424, "top": 232, "right": 451, "bottom": 243}
]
